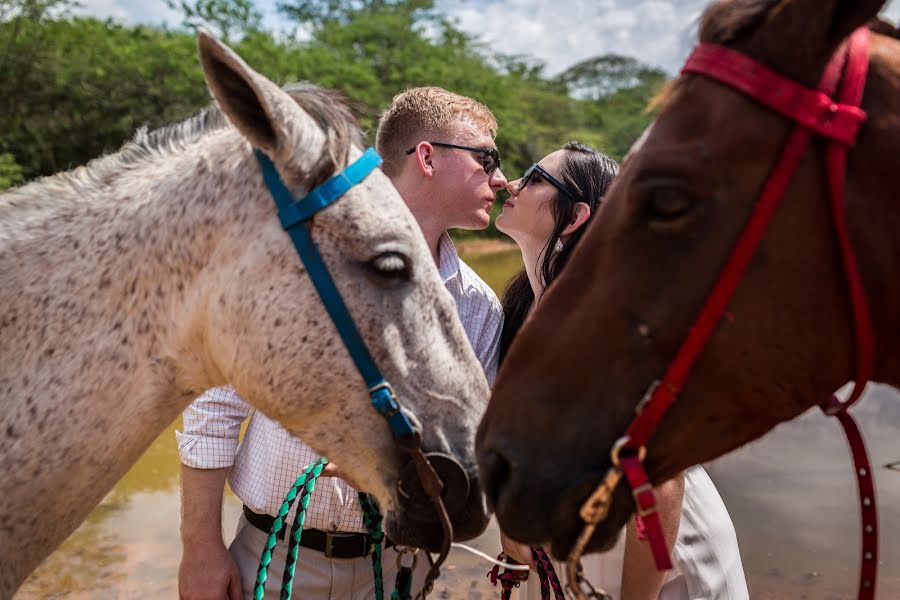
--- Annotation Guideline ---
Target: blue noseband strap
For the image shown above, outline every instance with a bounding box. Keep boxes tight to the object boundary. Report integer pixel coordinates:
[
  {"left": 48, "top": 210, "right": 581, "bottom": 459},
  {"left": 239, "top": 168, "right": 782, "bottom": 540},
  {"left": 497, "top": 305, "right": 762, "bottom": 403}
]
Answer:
[{"left": 255, "top": 148, "right": 418, "bottom": 443}]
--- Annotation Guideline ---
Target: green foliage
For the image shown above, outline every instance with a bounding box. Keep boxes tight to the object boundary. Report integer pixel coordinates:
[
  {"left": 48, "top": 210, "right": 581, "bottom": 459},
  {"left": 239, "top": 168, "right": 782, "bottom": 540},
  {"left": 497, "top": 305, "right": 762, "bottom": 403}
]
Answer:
[
  {"left": 276, "top": 0, "right": 433, "bottom": 29},
  {"left": 165, "top": 0, "right": 262, "bottom": 42},
  {"left": 0, "top": 149, "right": 24, "bottom": 190},
  {"left": 0, "top": 18, "right": 207, "bottom": 178},
  {"left": 0, "top": 1, "right": 668, "bottom": 233},
  {"left": 556, "top": 54, "right": 666, "bottom": 100}
]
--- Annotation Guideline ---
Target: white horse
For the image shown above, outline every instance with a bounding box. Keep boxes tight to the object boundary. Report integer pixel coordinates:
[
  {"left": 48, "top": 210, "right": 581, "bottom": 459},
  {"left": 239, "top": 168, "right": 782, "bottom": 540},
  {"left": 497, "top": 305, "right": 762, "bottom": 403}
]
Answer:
[{"left": 0, "top": 32, "right": 490, "bottom": 595}]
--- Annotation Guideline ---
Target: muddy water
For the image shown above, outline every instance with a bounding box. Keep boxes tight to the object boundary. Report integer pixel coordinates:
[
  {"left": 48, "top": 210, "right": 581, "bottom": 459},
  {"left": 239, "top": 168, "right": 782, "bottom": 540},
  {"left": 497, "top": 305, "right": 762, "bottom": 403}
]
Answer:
[
  {"left": 705, "top": 383, "right": 900, "bottom": 599},
  {"left": 13, "top": 248, "right": 900, "bottom": 598}
]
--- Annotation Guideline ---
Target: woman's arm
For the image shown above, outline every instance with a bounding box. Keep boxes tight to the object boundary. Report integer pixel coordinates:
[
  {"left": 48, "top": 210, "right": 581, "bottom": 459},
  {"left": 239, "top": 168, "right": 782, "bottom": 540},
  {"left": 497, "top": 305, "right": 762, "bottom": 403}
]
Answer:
[{"left": 620, "top": 472, "right": 685, "bottom": 600}]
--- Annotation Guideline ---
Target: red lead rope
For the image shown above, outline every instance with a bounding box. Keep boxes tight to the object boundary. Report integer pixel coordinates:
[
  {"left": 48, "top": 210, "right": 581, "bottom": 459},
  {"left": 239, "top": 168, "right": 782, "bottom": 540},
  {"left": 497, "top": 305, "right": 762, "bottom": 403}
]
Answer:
[
  {"left": 612, "top": 27, "right": 878, "bottom": 599},
  {"left": 488, "top": 547, "right": 566, "bottom": 600}
]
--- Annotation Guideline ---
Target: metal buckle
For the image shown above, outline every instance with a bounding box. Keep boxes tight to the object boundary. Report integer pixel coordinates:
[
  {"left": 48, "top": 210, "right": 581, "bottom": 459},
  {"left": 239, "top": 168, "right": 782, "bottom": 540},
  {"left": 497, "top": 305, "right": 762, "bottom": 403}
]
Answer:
[
  {"left": 369, "top": 381, "right": 400, "bottom": 417},
  {"left": 610, "top": 436, "right": 646, "bottom": 468},
  {"left": 631, "top": 483, "right": 658, "bottom": 518},
  {"left": 395, "top": 546, "right": 418, "bottom": 570},
  {"left": 325, "top": 532, "right": 335, "bottom": 559}
]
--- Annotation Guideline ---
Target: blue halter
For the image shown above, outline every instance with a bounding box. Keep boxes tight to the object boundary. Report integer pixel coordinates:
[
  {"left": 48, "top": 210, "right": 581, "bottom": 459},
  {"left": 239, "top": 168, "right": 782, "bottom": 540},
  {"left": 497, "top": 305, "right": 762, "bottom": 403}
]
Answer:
[{"left": 255, "top": 147, "right": 418, "bottom": 443}]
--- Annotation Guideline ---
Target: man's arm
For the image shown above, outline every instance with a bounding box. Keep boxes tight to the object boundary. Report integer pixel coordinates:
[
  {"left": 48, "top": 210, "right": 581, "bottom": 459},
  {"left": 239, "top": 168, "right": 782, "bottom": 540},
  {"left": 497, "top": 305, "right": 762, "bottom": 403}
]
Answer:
[
  {"left": 179, "top": 466, "right": 242, "bottom": 600},
  {"left": 620, "top": 473, "right": 685, "bottom": 600},
  {"left": 176, "top": 386, "right": 252, "bottom": 600}
]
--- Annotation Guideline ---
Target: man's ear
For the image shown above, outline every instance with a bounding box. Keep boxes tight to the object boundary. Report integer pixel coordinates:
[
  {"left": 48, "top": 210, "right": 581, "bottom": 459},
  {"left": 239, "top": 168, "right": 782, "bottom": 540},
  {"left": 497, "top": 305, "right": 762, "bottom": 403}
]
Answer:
[
  {"left": 561, "top": 202, "right": 591, "bottom": 237},
  {"left": 411, "top": 142, "right": 436, "bottom": 178}
]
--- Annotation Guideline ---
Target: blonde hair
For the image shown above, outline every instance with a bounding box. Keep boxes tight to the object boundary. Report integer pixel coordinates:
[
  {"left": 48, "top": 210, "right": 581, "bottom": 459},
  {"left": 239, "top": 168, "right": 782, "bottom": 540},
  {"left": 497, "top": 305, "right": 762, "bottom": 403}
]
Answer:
[{"left": 376, "top": 87, "right": 498, "bottom": 176}]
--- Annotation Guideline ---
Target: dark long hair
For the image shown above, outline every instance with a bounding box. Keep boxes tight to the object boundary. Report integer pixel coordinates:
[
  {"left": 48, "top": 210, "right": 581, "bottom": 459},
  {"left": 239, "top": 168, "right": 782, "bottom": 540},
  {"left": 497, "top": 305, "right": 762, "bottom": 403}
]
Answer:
[{"left": 499, "top": 141, "right": 619, "bottom": 363}]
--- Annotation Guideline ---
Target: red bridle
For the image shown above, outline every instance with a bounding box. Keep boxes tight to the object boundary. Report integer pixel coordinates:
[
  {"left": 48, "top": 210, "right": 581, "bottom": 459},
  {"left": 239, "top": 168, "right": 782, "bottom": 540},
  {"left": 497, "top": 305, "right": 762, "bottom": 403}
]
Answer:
[{"left": 569, "top": 27, "right": 877, "bottom": 600}]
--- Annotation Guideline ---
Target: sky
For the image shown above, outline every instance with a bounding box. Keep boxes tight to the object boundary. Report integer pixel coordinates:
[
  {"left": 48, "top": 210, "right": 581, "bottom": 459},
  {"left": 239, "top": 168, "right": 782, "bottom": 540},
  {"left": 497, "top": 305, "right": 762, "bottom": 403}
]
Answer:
[{"left": 74, "top": 0, "right": 900, "bottom": 75}]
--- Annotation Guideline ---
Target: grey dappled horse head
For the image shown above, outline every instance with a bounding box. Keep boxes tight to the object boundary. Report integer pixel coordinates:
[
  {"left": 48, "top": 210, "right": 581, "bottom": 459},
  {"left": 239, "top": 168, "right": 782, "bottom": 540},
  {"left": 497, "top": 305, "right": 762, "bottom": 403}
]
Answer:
[{"left": 0, "top": 32, "right": 489, "bottom": 594}]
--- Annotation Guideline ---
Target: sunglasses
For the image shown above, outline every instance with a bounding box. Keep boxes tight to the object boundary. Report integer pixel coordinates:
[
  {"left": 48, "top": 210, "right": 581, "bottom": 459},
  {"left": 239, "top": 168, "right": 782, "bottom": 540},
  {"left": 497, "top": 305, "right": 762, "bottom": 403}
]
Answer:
[
  {"left": 405, "top": 142, "right": 501, "bottom": 175},
  {"left": 519, "top": 163, "right": 580, "bottom": 201}
]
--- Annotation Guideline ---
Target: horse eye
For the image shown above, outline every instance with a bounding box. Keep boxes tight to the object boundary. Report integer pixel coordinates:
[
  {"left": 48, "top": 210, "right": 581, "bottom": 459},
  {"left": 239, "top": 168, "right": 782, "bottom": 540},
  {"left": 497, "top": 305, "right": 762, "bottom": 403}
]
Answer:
[
  {"left": 648, "top": 187, "right": 694, "bottom": 220},
  {"left": 368, "top": 252, "right": 410, "bottom": 281}
]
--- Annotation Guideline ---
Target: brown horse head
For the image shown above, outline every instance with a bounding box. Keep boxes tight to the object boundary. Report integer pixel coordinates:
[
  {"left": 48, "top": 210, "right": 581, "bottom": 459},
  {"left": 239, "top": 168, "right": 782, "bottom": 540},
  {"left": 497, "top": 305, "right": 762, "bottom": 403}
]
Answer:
[{"left": 477, "top": 0, "right": 900, "bottom": 559}]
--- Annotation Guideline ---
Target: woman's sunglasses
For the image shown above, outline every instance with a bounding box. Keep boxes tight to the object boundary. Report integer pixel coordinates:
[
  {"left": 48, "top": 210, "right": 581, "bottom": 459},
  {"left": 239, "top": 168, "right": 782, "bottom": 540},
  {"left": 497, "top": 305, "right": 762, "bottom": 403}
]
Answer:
[
  {"left": 405, "top": 142, "right": 501, "bottom": 175},
  {"left": 519, "top": 163, "right": 580, "bottom": 201}
]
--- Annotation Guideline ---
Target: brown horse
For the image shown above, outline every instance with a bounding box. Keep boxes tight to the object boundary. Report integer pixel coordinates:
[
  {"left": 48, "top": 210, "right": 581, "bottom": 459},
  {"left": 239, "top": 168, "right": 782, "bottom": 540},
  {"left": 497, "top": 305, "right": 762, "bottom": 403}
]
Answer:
[{"left": 477, "top": 0, "right": 900, "bottom": 562}]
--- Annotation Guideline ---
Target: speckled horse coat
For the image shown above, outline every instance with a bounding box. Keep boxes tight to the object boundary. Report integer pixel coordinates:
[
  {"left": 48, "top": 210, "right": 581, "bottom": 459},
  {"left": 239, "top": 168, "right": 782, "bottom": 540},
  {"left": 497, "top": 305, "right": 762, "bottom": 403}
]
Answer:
[{"left": 0, "top": 32, "right": 490, "bottom": 595}]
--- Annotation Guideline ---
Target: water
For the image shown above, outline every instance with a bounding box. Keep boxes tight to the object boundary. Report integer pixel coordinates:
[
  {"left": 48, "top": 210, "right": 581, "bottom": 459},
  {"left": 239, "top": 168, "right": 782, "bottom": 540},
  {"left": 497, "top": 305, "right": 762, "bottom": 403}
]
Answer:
[{"left": 14, "top": 248, "right": 900, "bottom": 599}]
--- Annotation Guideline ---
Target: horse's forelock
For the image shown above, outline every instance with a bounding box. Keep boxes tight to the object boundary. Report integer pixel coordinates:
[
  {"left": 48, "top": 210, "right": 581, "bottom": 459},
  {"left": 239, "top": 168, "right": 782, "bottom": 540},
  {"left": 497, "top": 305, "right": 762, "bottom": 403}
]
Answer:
[
  {"left": 280, "top": 82, "right": 366, "bottom": 189},
  {"left": 698, "top": 0, "right": 782, "bottom": 45}
]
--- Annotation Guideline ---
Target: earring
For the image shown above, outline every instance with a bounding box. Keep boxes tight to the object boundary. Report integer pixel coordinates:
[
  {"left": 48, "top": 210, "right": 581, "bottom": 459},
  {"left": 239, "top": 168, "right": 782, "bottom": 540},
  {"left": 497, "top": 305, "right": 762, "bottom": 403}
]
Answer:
[{"left": 554, "top": 239, "right": 564, "bottom": 253}]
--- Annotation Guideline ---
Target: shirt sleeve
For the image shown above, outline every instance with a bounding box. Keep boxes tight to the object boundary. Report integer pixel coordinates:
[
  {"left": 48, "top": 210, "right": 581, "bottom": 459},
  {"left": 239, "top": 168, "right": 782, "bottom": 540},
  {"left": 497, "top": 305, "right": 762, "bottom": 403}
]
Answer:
[
  {"left": 475, "top": 301, "right": 504, "bottom": 388},
  {"left": 176, "top": 385, "right": 253, "bottom": 469}
]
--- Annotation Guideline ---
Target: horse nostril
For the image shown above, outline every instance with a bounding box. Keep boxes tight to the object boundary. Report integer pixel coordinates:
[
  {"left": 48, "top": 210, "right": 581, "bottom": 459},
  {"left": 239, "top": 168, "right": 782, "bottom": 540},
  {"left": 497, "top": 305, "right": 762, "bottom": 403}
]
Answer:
[
  {"left": 397, "top": 453, "right": 470, "bottom": 519},
  {"left": 481, "top": 448, "right": 512, "bottom": 511}
]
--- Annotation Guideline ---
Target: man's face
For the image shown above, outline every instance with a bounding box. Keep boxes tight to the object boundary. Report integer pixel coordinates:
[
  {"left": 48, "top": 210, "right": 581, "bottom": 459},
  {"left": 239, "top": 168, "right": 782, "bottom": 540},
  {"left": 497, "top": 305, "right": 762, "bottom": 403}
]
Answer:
[{"left": 429, "top": 121, "right": 508, "bottom": 230}]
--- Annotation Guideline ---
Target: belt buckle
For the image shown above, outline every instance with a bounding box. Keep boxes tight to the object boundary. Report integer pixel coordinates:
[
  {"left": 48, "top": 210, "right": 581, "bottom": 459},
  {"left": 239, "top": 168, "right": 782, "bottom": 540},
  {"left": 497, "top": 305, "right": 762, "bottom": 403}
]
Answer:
[
  {"left": 325, "top": 531, "right": 335, "bottom": 559},
  {"left": 323, "top": 531, "right": 369, "bottom": 558}
]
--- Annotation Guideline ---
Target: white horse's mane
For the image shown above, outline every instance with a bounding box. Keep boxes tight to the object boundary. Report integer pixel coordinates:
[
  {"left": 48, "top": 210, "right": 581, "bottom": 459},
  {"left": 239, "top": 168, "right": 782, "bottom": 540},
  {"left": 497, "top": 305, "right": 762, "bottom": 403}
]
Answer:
[{"left": 1, "top": 82, "right": 365, "bottom": 209}]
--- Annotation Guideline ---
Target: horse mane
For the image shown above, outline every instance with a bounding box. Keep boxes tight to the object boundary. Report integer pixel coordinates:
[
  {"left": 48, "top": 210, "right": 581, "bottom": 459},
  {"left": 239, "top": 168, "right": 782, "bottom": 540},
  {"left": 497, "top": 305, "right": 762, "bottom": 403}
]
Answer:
[
  {"left": 2, "top": 82, "right": 365, "bottom": 205},
  {"left": 117, "top": 81, "right": 365, "bottom": 190}
]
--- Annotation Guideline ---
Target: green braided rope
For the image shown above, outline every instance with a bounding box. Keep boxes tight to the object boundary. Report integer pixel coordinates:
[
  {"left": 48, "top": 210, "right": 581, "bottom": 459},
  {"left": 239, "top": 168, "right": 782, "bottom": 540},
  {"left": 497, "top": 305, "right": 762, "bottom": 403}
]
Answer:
[
  {"left": 358, "top": 492, "right": 386, "bottom": 600},
  {"left": 390, "top": 565, "right": 413, "bottom": 600},
  {"left": 253, "top": 457, "right": 327, "bottom": 600},
  {"left": 280, "top": 458, "right": 327, "bottom": 600}
]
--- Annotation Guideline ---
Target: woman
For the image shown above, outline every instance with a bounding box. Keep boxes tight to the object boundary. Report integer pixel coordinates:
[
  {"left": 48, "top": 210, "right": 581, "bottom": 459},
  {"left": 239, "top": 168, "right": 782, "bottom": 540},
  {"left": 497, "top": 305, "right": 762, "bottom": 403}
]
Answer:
[{"left": 495, "top": 141, "right": 748, "bottom": 599}]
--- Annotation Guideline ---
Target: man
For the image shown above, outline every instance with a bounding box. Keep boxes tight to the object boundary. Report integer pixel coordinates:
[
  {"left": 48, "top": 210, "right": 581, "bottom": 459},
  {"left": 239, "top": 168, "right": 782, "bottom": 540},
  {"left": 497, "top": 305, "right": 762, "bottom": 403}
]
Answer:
[{"left": 177, "top": 86, "right": 508, "bottom": 600}]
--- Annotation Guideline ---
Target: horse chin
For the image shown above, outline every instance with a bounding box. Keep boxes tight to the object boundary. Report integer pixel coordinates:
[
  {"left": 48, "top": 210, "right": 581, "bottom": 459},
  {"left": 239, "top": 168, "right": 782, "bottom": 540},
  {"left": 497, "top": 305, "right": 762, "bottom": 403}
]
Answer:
[
  {"left": 546, "top": 477, "right": 635, "bottom": 561},
  {"left": 383, "top": 478, "right": 491, "bottom": 552}
]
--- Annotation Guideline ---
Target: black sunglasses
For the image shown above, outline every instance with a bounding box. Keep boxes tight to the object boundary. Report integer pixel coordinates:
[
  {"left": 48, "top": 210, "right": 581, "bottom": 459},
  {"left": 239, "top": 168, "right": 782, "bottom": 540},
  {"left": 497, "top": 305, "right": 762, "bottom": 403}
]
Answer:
[
  {"left": 405, "top": 141, "right": 501, "bottom": 175},
  {"left": 519, "top": 163, "right": 580, "bottom": 201}
]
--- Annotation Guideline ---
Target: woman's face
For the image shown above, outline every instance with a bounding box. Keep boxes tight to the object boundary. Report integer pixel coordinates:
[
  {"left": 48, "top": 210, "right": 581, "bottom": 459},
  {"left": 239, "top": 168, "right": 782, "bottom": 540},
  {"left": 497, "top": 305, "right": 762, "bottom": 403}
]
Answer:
[{"left": 496, "top": 149, "right": 568, "bottom": 247}]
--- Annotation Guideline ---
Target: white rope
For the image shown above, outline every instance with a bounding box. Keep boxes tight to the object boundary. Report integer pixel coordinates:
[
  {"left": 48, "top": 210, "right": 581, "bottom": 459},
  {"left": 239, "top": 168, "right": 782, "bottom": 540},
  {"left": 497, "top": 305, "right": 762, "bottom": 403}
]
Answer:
[{"left": 450, "top": 542, "right": 530, "bottom": 570}]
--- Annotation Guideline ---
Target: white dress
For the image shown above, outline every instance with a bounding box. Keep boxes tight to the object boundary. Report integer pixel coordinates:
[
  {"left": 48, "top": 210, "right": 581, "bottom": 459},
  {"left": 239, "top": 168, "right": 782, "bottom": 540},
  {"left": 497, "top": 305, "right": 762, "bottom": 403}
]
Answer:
[{"left": 525, "top": 466, "right": 748, "bottom": 600}]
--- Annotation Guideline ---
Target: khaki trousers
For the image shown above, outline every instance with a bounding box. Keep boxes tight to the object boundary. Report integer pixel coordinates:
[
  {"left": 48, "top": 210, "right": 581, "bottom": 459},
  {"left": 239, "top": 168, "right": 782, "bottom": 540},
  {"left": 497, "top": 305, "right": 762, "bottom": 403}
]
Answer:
[{"left": 230, "top": 514, "right": 430, "bottom": 600}]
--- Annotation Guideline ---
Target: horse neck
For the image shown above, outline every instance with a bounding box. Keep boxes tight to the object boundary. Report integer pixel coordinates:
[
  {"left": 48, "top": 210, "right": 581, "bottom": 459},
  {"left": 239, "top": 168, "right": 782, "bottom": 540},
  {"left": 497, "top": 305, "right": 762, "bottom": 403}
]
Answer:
[
  {"left": 853, "top": 37, "right": 900, "bottom": 389},
  {"left": 856, "top": 187, "right": 900, "bottom": 388},
  {"left": 0, "top": 132, "right": 261, "bottom": 586}
]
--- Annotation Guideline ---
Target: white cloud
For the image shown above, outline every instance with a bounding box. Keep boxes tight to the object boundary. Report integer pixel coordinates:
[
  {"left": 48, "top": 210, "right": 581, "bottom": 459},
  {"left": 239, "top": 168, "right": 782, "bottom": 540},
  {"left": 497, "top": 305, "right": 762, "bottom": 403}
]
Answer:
[
  {"left": 442, "top": 0, "right": 900, "bottom": 75},
  {"left": 442, "top": 0, "right": 707, "bottom": 75},
  {"left": 74, "top": 0, "right": 181, "bottom": 26},
  {"left": 72, "top": 0, "right": 900, "bottom": 75}
]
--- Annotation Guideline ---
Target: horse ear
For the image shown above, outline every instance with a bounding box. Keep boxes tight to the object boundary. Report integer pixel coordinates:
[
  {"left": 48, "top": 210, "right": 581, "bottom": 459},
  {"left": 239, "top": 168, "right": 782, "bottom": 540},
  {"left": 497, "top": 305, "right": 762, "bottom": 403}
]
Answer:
[
  {"left": 768, "top": 0, "right": 885, "bottom": 51},
  {"left": 819, "top": 0, "right": 886, "bottom": 46},
  {"left": 750, "top": 0, "right": 885, "bottom": 83},
  {"left": 196, "top": 29, "right": 295, "bottom": 157}
]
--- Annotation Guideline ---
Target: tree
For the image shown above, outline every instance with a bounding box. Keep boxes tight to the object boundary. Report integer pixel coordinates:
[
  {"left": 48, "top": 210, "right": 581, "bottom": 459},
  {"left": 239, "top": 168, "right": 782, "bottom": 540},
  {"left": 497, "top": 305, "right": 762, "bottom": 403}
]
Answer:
[
  {"left": 276, "top": 0, "right": 432, "bottom": 29},
  {"left": 555, "top": 54, "right": 666, "bottom": 100},
  {"left": 165, "top": 0, "right": 261, "bottom": 42}
]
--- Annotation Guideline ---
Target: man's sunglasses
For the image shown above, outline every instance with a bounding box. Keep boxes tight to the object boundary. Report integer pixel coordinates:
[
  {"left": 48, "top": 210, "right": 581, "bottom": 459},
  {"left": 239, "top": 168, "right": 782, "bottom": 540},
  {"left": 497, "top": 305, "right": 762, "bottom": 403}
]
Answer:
[
  {"left": 519, "top": 163, "right": 580, "bottom": 201},
  {"left": 405, "top": 142, "right": 501, "bottom": 175}
]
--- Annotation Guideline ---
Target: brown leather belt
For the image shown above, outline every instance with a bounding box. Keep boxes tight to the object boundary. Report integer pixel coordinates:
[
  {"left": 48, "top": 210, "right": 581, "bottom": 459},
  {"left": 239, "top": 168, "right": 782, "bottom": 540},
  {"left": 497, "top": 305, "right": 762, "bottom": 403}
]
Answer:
[{"left": 242, "top": 505, "right": 392, "bottom": 559}]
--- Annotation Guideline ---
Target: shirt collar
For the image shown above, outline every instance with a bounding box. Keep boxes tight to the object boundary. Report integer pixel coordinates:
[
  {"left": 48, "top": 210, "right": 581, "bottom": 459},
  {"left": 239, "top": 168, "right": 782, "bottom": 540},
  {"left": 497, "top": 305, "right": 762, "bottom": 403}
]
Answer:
[{"left": 437, "top": 232, "right": 462, "bottom": 287}]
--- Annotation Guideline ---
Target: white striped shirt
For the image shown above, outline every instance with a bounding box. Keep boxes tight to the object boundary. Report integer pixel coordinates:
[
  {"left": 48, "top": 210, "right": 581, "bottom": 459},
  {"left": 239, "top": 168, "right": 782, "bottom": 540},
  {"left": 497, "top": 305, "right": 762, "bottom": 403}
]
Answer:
[{"left": 177, "top": 234, "right": 503, "bottom": 532}]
